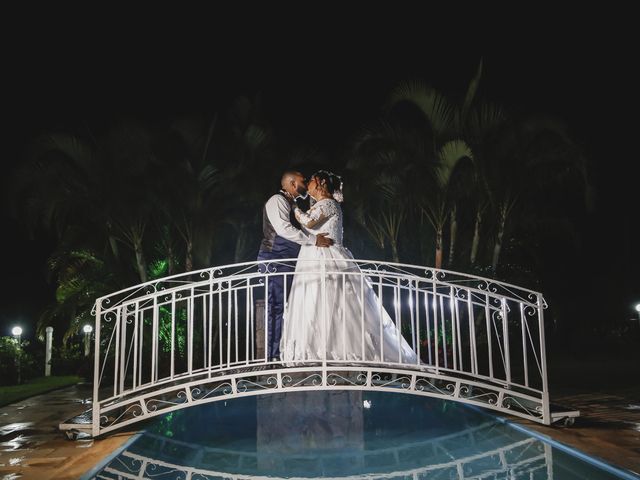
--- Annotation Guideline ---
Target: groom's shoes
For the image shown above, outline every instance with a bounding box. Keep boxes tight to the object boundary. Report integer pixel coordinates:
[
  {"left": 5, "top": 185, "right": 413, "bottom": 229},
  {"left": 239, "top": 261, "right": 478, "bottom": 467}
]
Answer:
[{"left": 269, "top": 357, "right": 283, "bottom": 367}]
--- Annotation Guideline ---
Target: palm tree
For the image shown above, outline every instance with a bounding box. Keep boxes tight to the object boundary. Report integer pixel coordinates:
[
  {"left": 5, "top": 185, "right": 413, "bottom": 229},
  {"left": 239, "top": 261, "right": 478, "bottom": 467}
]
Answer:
[
  {"left": 348, "top": 122, "right": 425, "bottom": 263},
  {"left": 12, "top": 120, "right": 162, "bottom": 283},
  {"left": 482, "top": 115, "right": 592, "bottom": 272},
  {"left": 387, "top": 80, "right": 478, "bottom": 268},
  {"left": 103, "top": 120, "right": 162, "bottom": 282},
  {"left": 13, "top": 132, "right": 102, "bottom": 239},
  {"left": 156, "top": 114, "right": 220, "bottom": 273},
  {"left": 387, "top": 61, "right": 498, "bottom": 269},
  {"left": 462, "top": 101, "right": 508, "bottom": 266},
  {"left": 219, "top": 94, "right": 277, "bottom": 263},
  {"left": 38, "top": 227, "right": 122, "bottom": 343},
  {"left": 438, "top": 140, "right": 474, "bottom": 267}
]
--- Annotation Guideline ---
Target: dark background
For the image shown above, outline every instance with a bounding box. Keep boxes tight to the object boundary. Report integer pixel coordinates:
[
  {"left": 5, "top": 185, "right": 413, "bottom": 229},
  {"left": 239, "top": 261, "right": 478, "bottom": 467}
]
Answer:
[{"left": 1, "top": 14, "right": 637, "bottom": 343}]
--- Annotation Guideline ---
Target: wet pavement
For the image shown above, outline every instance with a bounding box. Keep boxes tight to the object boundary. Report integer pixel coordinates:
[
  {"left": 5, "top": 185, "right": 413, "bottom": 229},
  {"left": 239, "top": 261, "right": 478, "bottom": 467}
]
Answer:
[
  {"left": 0, "top": 384, "right": 133, "bottom": 480},
  {"left": 513, "top": 386, "right": 640, "bottom": 476},
  {"left": 0, "top": 373, "right": 639, "bottom": 478},
  {"left": 513, "top": 354, "right": 640, "bottom": 476}
]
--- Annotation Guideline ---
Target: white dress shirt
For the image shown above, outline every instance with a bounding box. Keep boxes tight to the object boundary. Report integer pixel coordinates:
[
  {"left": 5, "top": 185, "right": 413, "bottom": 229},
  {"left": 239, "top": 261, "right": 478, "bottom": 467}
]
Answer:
[{"left": 265, "top": 194, "right": 317, "bottom": 246}]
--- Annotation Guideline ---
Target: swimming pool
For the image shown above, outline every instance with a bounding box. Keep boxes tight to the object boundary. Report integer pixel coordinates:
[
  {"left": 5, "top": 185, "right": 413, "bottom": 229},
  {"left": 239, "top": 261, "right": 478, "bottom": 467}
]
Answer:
[{"left": 86, "top": 391, "right": 637, "bottom": 479}]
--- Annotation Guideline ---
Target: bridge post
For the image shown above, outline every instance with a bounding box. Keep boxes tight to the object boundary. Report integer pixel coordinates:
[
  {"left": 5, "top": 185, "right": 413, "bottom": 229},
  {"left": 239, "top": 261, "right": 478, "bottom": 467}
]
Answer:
[
  {"left": 321, "top": 259, "right": 327, "bottom": 383},
  {"left": 537, "top": 295, "right": 551, "bottom": 424},
  {"left": 92, "top": 301, "right": 101, "bottom": 437}
]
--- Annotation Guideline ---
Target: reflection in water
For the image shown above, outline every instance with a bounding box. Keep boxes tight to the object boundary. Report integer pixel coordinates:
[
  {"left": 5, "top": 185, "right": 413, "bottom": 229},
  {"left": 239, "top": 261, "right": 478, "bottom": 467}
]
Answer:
[
  {"left": 92, "top": 391, "right": 623, "bottom": 479},
  {"left": 257, "top": 391, "right": 365, "bottom": 472}
]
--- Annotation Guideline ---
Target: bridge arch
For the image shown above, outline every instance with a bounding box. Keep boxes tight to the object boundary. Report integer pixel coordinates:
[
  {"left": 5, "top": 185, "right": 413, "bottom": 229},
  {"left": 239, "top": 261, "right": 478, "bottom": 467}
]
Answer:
[{"left": 72, "top": 259, "right": 572, "bottom": 437}]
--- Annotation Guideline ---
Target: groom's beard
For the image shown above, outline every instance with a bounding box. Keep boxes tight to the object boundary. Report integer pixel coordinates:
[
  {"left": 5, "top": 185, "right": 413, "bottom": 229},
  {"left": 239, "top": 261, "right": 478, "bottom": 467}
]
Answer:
[{"left": 296, "top": 185, "right": 308, "bottom": 199}]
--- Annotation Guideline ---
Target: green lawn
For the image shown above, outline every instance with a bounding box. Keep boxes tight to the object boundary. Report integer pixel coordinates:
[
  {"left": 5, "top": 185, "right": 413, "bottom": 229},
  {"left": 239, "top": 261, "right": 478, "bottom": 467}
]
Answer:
[{"left": 0, "top": 376, "right": 83, "bottom": 407}]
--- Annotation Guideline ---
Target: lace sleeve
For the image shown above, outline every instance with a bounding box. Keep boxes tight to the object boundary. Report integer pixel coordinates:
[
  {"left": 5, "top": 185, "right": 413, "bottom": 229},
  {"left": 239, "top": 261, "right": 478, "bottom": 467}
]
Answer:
[{"left": 294, "top": 202, "right": 333, "bottom": 228}]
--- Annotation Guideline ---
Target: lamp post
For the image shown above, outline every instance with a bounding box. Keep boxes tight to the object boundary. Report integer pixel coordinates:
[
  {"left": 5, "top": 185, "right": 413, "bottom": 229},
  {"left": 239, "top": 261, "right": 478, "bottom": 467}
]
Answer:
[
  {"left": 635, "top": 304, "right": 640, "bottom": 323},
  {"left": 11, "top": 326, "right": 22, "bottom": 384},
  {"left": 83, "top": 325, "right": 93, "bottom": 357}
]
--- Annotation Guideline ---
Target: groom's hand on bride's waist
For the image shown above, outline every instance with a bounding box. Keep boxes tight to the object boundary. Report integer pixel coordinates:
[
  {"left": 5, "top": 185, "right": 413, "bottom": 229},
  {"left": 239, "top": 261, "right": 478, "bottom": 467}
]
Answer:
[{"left": 315, "top": 233, "right": 333, "bottom": 247}]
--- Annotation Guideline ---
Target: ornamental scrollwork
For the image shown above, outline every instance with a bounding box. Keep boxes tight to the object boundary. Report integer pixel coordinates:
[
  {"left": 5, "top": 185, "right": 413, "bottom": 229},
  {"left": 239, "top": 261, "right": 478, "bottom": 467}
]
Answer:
[
  {"left": 146, "top": 392, "right": 189, "bottom": 412},
  {"left": 103, "top": 310, "right": 118, "bottom": 323},
  {"left": 371, "top": 374, "right": 412, "bottom": 389},
  {"left": 522, "top": 304, "right": 538, "bottom": 318},
  {"left": 100, "top": 402, "right": 143, "bottom": 428},
  {"left": 502, "top": 396, "right": 544, "bottom": 418},
  {"left": 190, "top": 382, "right": 233, "bottom": 400},
  {"left": 327, "top": 372, "right": 367, "bottom": 387},
  {"left": 281, "top": 373, "right": 322, "bottom": 388},
  {"left": 453, "top": 287, "right": 468, "bottom": 301},
  {"left": 415, "top": 378, "right": 456, "bottom": 397},
  {"left": 236, "top": 377, "right": 278, "bottom": 392}
]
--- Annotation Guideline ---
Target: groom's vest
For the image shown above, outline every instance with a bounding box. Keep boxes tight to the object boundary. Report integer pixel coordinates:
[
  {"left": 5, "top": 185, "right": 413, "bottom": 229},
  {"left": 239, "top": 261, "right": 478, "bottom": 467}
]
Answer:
[{"left": 258, "top": 191, "right": 303, "bottom": 258}]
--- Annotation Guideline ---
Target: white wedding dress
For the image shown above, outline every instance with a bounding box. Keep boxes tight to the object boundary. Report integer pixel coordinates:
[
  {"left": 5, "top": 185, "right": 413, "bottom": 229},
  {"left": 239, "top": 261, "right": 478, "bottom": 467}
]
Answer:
[{"left": 280, "top": 198, "right": 418, "bottom": 365}]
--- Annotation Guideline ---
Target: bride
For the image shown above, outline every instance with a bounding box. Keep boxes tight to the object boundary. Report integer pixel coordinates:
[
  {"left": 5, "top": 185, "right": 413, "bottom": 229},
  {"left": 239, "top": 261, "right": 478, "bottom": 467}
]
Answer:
[{"left": 279, "top": 170, "right": 417, "bottom": 365}]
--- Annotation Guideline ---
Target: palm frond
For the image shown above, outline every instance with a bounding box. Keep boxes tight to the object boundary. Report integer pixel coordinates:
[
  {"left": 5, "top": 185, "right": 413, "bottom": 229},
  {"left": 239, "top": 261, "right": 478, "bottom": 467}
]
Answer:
[
  {"left": 462, "top": 58, "right": 484, "bottom": 116},
  {"left": 243, "top": 125, "right": 270, "bottom": 152},
  {"left": 437, "top": 140, "right": 473, "bottom": 187},
  {"left": 466, "top": 102, "right": 507, "bottom": 143},
  {"left": 388, "top": 80, "right": 454, "bottom": 137},
  {"left": 198, "top": 165, "right": 220, "bottom": 191},
  {"left": 31, "top": 133, "right": 96, "bottom": 172}
]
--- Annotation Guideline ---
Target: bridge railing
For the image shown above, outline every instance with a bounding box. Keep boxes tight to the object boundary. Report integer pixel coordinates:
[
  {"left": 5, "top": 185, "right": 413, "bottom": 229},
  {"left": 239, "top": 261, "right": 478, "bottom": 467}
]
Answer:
[{"left": 92, "top": 259, "right": 550, "bottom": 433}]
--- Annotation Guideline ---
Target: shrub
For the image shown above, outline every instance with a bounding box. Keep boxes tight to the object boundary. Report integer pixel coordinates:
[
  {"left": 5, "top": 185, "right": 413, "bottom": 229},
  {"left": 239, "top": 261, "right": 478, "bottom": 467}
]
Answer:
[
  {"left": 0, "top": 336, "right": 37, "bottom": 385},
  {"left": 50, "top": 343, "right": 92, "bottom": 379}
]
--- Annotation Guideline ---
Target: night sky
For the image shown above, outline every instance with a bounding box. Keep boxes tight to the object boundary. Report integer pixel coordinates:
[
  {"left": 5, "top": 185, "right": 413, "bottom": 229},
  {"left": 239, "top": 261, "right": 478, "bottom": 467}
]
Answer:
[{"left": 2, "top": 16, "right": 637, "bottom": 339}]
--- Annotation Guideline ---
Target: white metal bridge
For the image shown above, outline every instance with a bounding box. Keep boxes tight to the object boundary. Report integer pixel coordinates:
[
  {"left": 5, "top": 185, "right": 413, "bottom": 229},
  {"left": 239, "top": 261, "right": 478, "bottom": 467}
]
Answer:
[{"left": 60, "top": 259, "right": 578, "bottom": 438}]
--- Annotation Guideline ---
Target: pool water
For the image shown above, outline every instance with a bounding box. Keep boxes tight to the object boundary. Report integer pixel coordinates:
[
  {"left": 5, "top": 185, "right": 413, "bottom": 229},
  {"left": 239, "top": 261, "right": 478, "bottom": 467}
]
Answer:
[{"left": 89, "top": 391, "right": 636, "bottom": 479}]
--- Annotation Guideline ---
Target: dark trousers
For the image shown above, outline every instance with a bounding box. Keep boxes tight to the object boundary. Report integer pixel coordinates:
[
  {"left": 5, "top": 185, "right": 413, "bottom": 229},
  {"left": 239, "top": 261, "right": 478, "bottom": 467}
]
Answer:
[{"left": 257, "top": 236, "right": 300, "bottom": 359}]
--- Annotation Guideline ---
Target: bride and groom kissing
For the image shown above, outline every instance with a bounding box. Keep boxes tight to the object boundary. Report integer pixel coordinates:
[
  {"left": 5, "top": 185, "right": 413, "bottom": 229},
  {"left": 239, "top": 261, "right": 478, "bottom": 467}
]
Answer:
[{"left": 257, "top": 170, "right": 417, "bottom": 366}]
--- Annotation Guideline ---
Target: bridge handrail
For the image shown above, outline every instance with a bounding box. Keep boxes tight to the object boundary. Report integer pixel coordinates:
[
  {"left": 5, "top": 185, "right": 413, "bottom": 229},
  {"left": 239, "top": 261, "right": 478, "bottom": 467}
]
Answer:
[
  {"left": 94, "top": 258, "right": 545, "bottom": 312},
  {"left": 98, "top": 272, "right": 541, "bottom": 320}
]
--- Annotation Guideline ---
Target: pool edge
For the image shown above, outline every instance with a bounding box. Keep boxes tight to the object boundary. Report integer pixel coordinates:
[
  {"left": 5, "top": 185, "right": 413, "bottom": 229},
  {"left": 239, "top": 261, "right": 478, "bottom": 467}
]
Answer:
[
  {"left": 78, "top": 432, "right": 143, "bottom": 480},
  {"left": 466, "top": 404, "right": 640, "bottom": 480},
  {"left": 79, "top": 396, "right": 639, "bottom": 479}
]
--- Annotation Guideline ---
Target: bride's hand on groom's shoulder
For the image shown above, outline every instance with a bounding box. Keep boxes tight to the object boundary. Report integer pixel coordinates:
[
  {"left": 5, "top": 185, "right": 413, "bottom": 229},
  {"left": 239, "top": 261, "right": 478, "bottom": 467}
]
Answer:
[{"left": 315, "top": 233, "right": 333, "bottom": 248}]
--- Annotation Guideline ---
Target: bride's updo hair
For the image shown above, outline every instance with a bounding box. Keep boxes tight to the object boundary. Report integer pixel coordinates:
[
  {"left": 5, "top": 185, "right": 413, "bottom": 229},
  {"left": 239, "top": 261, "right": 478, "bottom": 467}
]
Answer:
[{"left": 312, "top": 170, "right": 344, "bottom": 203}]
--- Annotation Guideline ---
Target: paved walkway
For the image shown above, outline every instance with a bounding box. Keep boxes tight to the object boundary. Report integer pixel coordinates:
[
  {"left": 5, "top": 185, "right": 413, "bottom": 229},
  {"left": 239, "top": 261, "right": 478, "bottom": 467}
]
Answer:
[
  {"left": 0, "top": 384, "right": 135, "bottom": 480},
  {"left": 513, "top": 387, "right": 640, "bottom": 475},
  {"left": 1, "top": 362, "right": 639, "bottom": 479},
  {"left": 512, "top": 354, "right": 640, "bottom": 476}
]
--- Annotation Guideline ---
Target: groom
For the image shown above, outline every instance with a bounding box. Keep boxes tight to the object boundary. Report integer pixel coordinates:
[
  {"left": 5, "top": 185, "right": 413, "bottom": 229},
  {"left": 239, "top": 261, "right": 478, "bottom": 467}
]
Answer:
[{"left": 257, "top": 170, "right": 333, "bottom": 361}]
